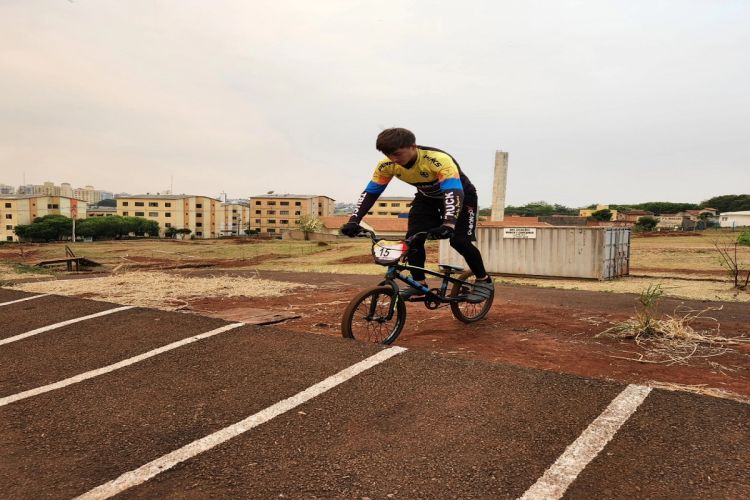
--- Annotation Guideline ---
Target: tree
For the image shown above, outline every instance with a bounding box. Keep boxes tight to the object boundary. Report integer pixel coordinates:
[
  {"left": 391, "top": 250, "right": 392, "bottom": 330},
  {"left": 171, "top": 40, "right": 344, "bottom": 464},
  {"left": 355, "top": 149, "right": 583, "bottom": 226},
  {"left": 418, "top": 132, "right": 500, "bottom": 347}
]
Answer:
[
  {"left": 478, "top": 207, "right": 492, "bottom": 217},
  {"left": 591, "top": 209, "right": 613, "bottom": 221},
  {"left": 97, "top": 198, "right": 117, "bottom": 207},
  {"left": 635, "top": 216, "right": 658, "bottom": 232},
  {"left": 297, "top": 215, "right": 322, "bottom": 240},
  {"left": 700, "top": 194, "right": 750, "bottom": 213},
  {"left": 176, "top": 228, "right": 192, "bottom": 239},
  {"left": 164, "top": 226, "right": 178, "bottom": 239}
]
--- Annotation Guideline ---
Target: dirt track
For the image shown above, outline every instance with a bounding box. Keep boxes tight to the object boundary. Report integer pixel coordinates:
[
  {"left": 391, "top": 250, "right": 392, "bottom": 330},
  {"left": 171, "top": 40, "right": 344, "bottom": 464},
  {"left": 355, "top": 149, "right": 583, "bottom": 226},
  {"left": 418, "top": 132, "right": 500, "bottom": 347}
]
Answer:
[
  {"left": 178, "top": 270, "right": 750, "bottom": 401},
  {"left": 1, "top": 288, "right": 749, "bottom": 498}
]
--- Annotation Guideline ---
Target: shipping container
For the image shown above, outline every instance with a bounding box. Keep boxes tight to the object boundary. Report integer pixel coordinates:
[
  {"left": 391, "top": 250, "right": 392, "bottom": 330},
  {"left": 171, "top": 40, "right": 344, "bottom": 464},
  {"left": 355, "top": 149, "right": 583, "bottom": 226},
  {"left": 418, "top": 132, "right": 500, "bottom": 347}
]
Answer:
[{"left": 439, "top": 226, "right": 630, "bottom": 280}]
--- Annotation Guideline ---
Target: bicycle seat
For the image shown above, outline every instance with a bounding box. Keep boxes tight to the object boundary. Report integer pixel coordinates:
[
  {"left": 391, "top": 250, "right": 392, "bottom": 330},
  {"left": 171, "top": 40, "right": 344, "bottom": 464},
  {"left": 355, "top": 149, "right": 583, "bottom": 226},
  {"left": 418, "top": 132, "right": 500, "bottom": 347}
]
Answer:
[{"left": 439, "top": 264, "right": 464, "bottom": 272}]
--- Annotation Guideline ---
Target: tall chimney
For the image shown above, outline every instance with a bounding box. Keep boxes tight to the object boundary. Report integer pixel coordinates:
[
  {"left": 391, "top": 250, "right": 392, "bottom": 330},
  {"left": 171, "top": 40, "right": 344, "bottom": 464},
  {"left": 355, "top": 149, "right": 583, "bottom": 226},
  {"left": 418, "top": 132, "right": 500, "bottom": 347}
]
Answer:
[{"left": 491, "top": 151, "right": 508, "bottom": 221}]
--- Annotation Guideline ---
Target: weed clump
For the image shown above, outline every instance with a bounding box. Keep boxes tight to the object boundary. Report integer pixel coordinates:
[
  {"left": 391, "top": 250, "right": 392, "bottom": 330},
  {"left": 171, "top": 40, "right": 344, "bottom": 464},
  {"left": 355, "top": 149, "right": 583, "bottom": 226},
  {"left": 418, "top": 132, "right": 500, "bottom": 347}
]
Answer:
[{"left": 598, "top": 284, "right": 748, "bottom": 365}]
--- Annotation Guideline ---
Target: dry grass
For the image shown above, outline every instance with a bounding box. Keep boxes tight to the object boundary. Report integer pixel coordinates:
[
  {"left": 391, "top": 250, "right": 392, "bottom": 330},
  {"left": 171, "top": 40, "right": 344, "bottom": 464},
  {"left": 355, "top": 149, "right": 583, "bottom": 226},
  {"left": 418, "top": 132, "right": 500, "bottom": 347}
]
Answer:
[
  {"left": 0, "top": 262, "right": 54, "bottom": 284},
  {"left": 598, "top": 285, "right": 750, "bottom": 365},
  {"left": 12, "top": 271, "right": 312, "bottom": 311}
]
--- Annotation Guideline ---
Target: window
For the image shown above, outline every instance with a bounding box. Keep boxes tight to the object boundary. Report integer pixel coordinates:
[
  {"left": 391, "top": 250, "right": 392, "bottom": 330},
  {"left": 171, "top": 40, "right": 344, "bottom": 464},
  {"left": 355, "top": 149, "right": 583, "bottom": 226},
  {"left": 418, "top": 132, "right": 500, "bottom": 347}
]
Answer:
[
  {"left": 267, "top": 210, "right": 276, "bottom": 215},
  {"left": 196, "top": 222, "right": 203, "bottom": 227},
  {"left": 196, "top": 203, "right": 203, "bottom": 208},
  {"left": 196, "top": 213, "right": 202, "bottom": 217},
  {"left": 122, "top": 202, "right": 129, "bottom": 206},
  {"left": 147, "top": 212, "right": 158, "bottom": 217},
  {"left": 165, "top": 202, "right": 171, "bottom": 207},
  {"left": 294, "top": 211, "right": 300, "bottom": 216},
  {"left": 165, "top": 212, "right": 171, "bottom": 217},
  {"left": 280, "top": 210, "right": 289, "bottom": 215},
  {"left": 123, "top": 212, "right": 129, "bottom": 216},
  {"left": 295, "top": 202, "right": 301, "bottom": 206},
  {"left": 280, "top": 201, "right": 289, "bottom": 206},
  {"left": 255, "top": 219, "right": 260, "bottom": 223},
  {"left": 196, "top": 231, "right": 203, "bottom": 236},
  {"left": 47, "top": 204, "right": 59, "bottom": 209},
  {"left": 6, "top": 236, "right": 11, "bottom": 241},
  {"left": 377, "top": 212, "right": 387, "bottom": 215},
  {"left": 281, "top": 220, "right": 289, "bottom": 224},
  {"left": 5, "top": 214, "right": 11, "bottom": 219},
  {"left": 379, "top": 203, "right": 387, "bottom": 207},
  {"left": 255, "top": 201, "right": 261, "bottom": 205},
  {"left": 391, "top": 203, "right": 400, "bottom": 207},
  {"left": 135, "top": 202, "right": 144, "bottom": 206},
  {"left": 268, "top": 201, "right": 276, "bottom": 206},
  {"left": 5, "top": 225, "right": 12, "bottom": 230},
  {"left": 255, "top": 210, "right": 261, "bottom": 214},
  {"left": 268, "top": 219, "right": 276, "bottom": 224},
  {"left": 4, "top": 203, "right": 10, "bottom": 208},
  {"left": 232, "top": 209, "right": 237, "bottom": 213},
  {"left": 135, "top": 212, "right": 145, "bottom": 216},
  {"left": 165, "top": 223, "right": 172, "bottom": 228},
  {"left": 267, "top": 228, "right": 276, "bottom": 233},
  {"left": 148, "top": 202, "right": 159, "bottom": 207}
]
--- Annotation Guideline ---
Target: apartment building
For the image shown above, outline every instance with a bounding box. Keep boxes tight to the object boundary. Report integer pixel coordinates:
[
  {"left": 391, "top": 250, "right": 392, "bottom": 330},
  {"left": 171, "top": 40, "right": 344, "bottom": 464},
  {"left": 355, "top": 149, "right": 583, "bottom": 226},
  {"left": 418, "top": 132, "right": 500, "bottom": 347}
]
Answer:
[
  {"left": 0, "top": 195, "right": 88, "bottom": 242},
  {"left": 0, "top": 184, "right": 14, "bottom": 195},
  {"left": 248, "top": 194, "right": 335, "bottom": 235},
  {"left": 16, "top": 182, "right": 112, "bottom": 203},
  {"left": 218, "top": 202, "right": 251, "bottom": 236},
  {"left": 117, "top": 194, "right": 225, "bottom": 239},
  {"left": 366, "top": 196, "right": 412, "bottom": 218}
]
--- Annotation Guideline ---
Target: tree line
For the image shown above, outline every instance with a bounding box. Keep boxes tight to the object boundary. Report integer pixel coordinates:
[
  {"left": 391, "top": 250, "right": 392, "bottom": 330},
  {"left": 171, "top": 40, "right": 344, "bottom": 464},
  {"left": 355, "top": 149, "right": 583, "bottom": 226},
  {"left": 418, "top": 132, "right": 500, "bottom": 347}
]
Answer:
[
  {"left": 13, "top": 215, "right": 160, "bottom": 242},
  {"left": 478, "top": 194, "right": 749, "bottom": 217}
]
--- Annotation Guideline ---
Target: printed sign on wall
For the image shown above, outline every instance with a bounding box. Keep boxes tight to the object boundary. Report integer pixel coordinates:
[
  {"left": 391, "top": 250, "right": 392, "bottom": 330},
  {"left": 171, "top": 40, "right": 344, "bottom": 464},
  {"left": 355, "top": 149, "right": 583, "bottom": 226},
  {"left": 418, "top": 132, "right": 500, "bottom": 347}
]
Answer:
[{"left": 503, "top": 227, "right": 537, "bottom": 239}]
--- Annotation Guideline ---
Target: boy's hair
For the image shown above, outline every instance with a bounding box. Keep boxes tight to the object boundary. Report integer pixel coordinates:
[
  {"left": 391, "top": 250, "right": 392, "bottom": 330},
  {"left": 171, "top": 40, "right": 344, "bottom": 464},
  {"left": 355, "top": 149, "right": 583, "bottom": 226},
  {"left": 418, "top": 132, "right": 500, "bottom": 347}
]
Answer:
[{"left": 376, "top": 128, "right": 416, "bottom": 155}]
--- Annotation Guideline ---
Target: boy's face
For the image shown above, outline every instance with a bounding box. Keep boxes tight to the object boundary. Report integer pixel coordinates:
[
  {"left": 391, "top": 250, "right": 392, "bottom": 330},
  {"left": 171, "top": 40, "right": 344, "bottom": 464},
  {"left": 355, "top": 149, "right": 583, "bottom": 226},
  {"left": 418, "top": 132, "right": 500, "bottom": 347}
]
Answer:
[{"left": 386, "top": 145, "right": 417, "bottom": 166}]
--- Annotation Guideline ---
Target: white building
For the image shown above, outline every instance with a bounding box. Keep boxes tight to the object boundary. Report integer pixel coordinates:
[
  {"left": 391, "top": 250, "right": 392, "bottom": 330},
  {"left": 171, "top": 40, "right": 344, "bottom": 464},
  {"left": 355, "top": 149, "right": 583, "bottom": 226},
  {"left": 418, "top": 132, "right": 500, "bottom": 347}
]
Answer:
[{"left": 719, "top": 211, "right": 750, "bottom": 228}]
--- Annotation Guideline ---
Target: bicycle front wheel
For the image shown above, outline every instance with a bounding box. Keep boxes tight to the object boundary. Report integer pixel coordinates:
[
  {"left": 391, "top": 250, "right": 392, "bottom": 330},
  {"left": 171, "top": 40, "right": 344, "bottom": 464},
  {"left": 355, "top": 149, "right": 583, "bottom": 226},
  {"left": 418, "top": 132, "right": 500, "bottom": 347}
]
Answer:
[
  {"left": 449, "top": 271, "right": 494, "bottom": 323},
  {"left": 341, "top": 286, "right": 406, "bottom": 345}
]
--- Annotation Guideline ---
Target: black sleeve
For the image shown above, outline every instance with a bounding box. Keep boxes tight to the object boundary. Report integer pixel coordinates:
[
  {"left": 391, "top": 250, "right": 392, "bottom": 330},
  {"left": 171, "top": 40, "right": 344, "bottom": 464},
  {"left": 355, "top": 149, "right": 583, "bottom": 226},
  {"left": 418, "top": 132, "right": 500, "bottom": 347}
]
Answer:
[
  {"left": 441, "top": 188, "right": 464, "bottom": 225},
  {"left": 349, "top": 191, "right": 380, "bottom": 223}
]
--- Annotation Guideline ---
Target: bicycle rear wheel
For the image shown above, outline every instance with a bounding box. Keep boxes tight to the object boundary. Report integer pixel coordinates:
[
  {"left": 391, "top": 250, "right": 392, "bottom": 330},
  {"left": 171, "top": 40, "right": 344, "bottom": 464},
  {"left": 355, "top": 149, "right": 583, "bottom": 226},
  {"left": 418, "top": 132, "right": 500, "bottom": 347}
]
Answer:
[
  {"left": 449, "top": 271, "right": 494, "bottom": 323},
  {"left": 341, "top": 286, "right": 406, "bottom": 345}
]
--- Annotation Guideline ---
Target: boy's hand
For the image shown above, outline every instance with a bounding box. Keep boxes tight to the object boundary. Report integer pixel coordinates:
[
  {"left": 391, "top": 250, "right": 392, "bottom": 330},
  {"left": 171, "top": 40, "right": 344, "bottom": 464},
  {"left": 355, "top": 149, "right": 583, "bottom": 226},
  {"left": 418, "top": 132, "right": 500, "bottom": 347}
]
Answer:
[
  {"left": 427, "top": 225, "right": 454, "bottom": 240},
  {"left": 340, "top": 222, "right": 363, "bottom": 237}
]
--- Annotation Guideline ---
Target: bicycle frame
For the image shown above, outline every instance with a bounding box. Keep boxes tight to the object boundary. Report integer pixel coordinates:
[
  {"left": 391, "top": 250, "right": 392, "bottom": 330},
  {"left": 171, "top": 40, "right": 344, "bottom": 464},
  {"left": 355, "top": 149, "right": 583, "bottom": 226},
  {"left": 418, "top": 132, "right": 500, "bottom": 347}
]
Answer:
[{"left": 359, "top": 230, "right": 476, "bottom": 321}]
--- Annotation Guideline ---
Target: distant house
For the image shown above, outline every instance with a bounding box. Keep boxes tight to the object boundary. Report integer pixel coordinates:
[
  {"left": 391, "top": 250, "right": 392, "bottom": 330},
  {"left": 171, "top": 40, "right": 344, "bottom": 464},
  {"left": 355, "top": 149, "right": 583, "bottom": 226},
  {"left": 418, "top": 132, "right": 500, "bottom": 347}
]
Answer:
[
  {"left": 616, "top": 210, "right": 654, "bottom": 223},
  {"left": 719, "top": 211, "right": 750, "bottom": 228}
]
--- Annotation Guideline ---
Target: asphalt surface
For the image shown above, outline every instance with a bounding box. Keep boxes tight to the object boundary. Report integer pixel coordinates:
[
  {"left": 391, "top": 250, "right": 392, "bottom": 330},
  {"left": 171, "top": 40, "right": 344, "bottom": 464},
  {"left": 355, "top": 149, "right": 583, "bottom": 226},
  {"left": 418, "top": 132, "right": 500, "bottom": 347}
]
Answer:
[{"left": 1, "top": 290, "right": 748, "bottom": 499}]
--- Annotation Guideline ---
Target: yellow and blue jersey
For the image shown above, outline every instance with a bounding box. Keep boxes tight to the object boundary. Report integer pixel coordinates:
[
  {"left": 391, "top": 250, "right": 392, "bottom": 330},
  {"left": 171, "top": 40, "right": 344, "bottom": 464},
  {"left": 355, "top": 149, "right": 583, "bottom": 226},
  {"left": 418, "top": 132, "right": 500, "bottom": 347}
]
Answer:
[{"left": 364, "top": 146, "right": 474, "bottom": 198}]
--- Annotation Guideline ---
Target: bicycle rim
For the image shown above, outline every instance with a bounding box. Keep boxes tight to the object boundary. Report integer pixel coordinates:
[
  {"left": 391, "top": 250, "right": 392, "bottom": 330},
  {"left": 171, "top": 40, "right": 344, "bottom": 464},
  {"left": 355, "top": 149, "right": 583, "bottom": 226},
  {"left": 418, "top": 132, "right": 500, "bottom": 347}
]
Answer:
[
  {"left": 341, "top": 286, "right": 406, "bottom": 345},
  {"left": 449, "top": 271, "right": 494, "bottom": 323}
]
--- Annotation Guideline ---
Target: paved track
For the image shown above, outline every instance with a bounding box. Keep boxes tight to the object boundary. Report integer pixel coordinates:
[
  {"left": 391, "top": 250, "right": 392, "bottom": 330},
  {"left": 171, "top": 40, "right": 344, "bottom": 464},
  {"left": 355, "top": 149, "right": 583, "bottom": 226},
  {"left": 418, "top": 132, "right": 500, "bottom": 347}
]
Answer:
[{"left": 1, "top": 289, "right": 748, "bottom": 499}]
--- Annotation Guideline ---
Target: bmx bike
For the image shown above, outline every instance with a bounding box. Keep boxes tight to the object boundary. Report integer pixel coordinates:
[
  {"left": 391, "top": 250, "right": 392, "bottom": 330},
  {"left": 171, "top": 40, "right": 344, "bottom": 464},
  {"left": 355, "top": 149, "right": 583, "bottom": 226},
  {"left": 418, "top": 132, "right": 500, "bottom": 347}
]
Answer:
[{"left": 340, "top": 229, "right": 494, "bottom": 345}]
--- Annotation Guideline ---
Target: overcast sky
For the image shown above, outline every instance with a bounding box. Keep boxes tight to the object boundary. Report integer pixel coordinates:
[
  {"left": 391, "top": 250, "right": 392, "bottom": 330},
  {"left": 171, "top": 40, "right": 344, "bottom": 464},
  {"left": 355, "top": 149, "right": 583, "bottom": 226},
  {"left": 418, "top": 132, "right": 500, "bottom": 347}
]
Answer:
[{"left": 1, "top": 0, "right": 748, "bottom": 207}]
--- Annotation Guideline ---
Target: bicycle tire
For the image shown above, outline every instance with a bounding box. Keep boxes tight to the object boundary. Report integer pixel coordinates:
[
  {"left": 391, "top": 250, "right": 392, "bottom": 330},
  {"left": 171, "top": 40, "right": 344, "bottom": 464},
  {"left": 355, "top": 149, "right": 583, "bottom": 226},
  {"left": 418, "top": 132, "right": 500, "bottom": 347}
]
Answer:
[
  {"left": 341, "top": 286, "right": 406, "bottom": 345},
  {"left": 449, "top": 271, "right": 494, "bottom": 323}
]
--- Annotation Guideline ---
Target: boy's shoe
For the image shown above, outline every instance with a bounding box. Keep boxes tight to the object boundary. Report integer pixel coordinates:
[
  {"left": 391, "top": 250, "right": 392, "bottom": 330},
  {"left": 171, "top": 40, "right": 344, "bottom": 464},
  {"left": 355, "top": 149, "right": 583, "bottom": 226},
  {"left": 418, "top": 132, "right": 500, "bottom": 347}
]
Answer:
[
  {"left": 399, "top": 284, "right": 427, "bottom": 301},
  {"left": 466, "top": 277, "right": 493, "bottom": 303}
]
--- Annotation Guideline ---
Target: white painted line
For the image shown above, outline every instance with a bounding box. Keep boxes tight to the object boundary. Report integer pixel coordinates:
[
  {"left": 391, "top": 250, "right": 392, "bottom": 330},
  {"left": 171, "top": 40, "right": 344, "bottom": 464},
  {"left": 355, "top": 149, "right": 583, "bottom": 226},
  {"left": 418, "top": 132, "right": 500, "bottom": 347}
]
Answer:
[
  {"left": 0, "top": 306, "right": 135, "bottom": 346},
  {"left": 0, "top": 322, "right": 245, "bottom": 407},
  {"left": 76, "top": 346, "right": 408, "bottom": 500},
  {"left": 519, "top": 384, "right": 652, "bottom": 500},
  {"left": 0, "top": 294, "right": 50, "bottom": 307}
]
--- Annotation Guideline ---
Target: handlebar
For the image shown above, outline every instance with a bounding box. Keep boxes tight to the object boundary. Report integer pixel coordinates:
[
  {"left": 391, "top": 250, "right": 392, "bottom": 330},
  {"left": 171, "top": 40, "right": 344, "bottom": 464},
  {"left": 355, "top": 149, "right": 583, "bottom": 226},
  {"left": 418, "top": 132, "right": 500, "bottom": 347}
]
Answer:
[{"left": 354, "top": 229, "right": 429, "bottom": 244}]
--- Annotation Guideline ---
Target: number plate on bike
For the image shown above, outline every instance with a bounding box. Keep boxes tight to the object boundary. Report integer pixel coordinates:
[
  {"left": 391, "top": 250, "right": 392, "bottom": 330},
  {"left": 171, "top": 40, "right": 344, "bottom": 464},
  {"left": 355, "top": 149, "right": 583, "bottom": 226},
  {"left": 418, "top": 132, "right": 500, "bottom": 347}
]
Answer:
[{"left": 372, "top": 240, "right": 408, "bottom": 265}]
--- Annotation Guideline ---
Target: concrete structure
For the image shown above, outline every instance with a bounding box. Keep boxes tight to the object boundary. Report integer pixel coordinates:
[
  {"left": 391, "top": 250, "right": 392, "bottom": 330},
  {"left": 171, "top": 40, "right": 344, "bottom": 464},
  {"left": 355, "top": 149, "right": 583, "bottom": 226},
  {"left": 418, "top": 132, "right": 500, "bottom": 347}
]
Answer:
[
  {"left": 440, "top": 226, "right": 630, "bottom": 280},
  {"left": 490, "top": 151, "right": 508, "bottom": 221},
  {"left": 248, "top": 194, "right": 335, "bottom": 235},
  {"left": 116, "top": 194, "right": 225, "bottom": 239},
  {"left": 656, "top": 214, "right": 697, "bottom": 231},
  {"left": 0, "top": 195, "right": 88, "bottom": 242},
  {"left": 366, "top": 196, "right": 412, "bottom": 218},
  {"left": 719, "top": 211, "right": 750, "bottom": 228}
]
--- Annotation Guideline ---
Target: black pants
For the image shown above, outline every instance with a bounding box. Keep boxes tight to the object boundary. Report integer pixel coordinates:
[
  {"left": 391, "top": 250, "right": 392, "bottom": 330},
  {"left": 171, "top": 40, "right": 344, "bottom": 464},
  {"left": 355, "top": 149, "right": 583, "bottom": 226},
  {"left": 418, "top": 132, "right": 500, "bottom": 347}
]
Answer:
[{"left": 405, "top": 192, "right": 487, "bottom": 282}]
